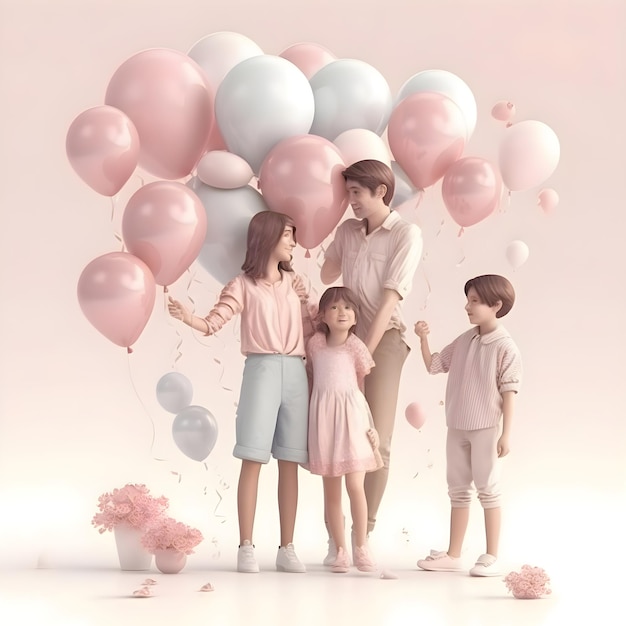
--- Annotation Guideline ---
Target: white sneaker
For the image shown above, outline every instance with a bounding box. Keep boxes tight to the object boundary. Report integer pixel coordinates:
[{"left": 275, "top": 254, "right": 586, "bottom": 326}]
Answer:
[
  {"left": 469, "top": 553, "right": 500, "bottom": 577},
  {"left": 323, "top": 537, "right": 337, "bottom": 566},
  {"left": 276, "top": 543, "right": 306, "bottom": 573},
  {"left": 237, "top": 540, "right": 259, "bottom": 573}
]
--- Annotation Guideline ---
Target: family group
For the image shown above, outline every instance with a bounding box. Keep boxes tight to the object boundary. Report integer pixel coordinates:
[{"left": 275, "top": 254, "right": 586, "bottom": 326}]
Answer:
[{"left": 168, "top": 159, "right": 522, "bottom": 577}]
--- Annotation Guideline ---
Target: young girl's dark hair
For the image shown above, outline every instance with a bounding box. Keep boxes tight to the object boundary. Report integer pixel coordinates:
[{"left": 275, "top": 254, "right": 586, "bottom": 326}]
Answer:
[
  {"left": 316, "top": 287, "right": 360, "bottom": 335},
  {"left": 464, "top": 274, "right": 515, "bottom": 318},
  {"left": 342, "top": 159, "right": 395, "bottom": 206},
  {"left": 241, "top": 211, "right": 296, "bottom": 280}
]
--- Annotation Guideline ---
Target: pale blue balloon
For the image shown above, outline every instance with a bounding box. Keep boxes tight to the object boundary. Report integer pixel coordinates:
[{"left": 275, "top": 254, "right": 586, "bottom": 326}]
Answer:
[
  {"left": 156, "top": 372, "right": 193, "bottom": 414},
  {"left": 172, "top": 405, "right": 218, "bottom": 462},
  {"left": 390, "top": 161, "right": 417, "bottom": 208},
  {"left": 187, "top": 177, "right": 268, "bottom": 285},
  {"left": 309, "top": 59, "right": 392, "bottom": 140},
  {"left": 215, "top": 55, "right": 315, "bottom": 173}
]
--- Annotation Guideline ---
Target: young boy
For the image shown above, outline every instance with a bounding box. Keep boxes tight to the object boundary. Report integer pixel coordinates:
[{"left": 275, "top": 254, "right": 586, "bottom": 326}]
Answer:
[{"left": 414, "top": 274, "right": 522, "bottom": 576}]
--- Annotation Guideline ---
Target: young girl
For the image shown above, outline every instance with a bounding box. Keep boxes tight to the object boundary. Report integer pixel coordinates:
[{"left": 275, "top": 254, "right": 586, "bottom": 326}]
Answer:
[
  {"left": 320, "top": 160, "right": 422, "bottom": 561},
  {"left": 306, "top": 287, "right": 383, "bottom": 573},
  {"left": 413, "top": 274, "right": 522, "bottom": 576},
  {"left": 168, "top": 211, "right": 310, "bottom": 574}
]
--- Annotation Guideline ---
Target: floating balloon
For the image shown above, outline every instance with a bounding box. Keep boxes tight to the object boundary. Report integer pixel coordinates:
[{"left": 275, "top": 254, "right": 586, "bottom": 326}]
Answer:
[
  {"left": 279, "top": 42, "right": 336, "bottom": 79},
  {"left": 405, "top": 402, "right": 427, "bottom": 430},
  {"left": 505, "top": 240, "right": 530, "bottom": 269},
  {"left": 215, "top": 54, "right": 315, "bottom": 173},
  {"left": 66, "top": 105, "right": 140, "bottom": 196},
  {"left": 105, "top": 48, "right": 214, "bottom": 180},
  {"left": 498, "top": 120, "right": 560, "bottom": 192},
  {"left": 491, "top": 100, "right": 516, "bottom": 122},
  {"left": 397, "top": 70, "right": 477, "bottom": 138},
  {"left": 188, "top": 177, "right": 269, "bottom": 285},
  {"left": 187, "top": 32, "right": 264, "bottom": 152},
  {"left": 390, "top": 161, "right": 418, "bottom": 209},
  {"left": 122, "top": 182, "right": 207, "bottom": 288},
  {"left": 309, "top": 59, "right": 392, "bottom": 141},
  {"left": 333, "top": 128, "right": 391, "bottom": 168},
  {"left": 196, "top": 151, "right": 254, "bottom": 189},
  {"left": 172, "top": 405, "right": 218, "bottom": 462},
  {"left": 441, "top": 157, "right": 503, "bottom": 228},
  {"left": 537, "top": 188, "right": 559, "bottom": 213},
  {"left": 388, "top": 92, "right": 467, "bottom": 190},
  {"left": 258, "top": 134, "right": 349, "bottom": 251},
  {"left": 77, "top": 252, "right": 156, "bottom": 351},
  {"left": 156, "top": 372, "right": 194, "bottom": 414}
]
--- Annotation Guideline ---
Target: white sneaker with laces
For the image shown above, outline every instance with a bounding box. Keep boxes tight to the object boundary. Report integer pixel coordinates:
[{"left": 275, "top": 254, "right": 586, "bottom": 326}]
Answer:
[
  {"left": 237, "top": 540, "right": 259, "bottom": 573},
  {"left": 276, "top": 543, "right": 306, "bottom": 573}
]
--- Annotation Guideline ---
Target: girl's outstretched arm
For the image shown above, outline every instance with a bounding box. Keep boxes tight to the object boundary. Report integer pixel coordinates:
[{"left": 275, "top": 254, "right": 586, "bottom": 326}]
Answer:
[
  {"left": 168, "top": 296, "right": 211, "bottom": 334},
  {"left": 414, "top": 321, "right": 433, "bottom": 371}
]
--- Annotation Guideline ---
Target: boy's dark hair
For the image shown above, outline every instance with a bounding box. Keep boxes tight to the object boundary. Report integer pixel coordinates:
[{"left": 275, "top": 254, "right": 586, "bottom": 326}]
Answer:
[
  {"left": 342, "top": 159, "right": 395, "bottom": 206},
  {"left": 316, "top": 287, "right": 360, "bottom": 335},
  {"left": 464, "top": 274, "right": 515, "bottom": 318}
]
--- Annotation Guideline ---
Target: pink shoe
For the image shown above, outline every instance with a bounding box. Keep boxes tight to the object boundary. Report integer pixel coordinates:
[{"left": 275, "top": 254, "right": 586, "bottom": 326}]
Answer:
[
  {"left": 417, "top": 550, "right": 462, "bottom": 572},
  {"left": 354, "top": 545, "right": 376, "bottom": 572},
  {"left": 331, "top": 547, "right": 350, "bottom": 573}
]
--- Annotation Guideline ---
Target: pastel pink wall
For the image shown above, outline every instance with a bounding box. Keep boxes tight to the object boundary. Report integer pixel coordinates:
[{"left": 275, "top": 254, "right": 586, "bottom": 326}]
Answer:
[{"left": 0, "top": 0, "right": 624, "bottom": 572}]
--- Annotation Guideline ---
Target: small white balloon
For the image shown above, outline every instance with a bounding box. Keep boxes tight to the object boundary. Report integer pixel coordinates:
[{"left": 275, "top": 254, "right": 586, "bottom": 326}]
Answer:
[
  {"left": 505, "top": 240, "right": 529, "bottom": 269},
  {"left": 333, "top": 128, "right": 391, "bottom": 167},
  {"left": 156, "top": 372, "right": 193, "bottom": 414},
  {"left": 537, "top": 188, "right": 559, "bottom": 212},
  {"left": 172, "top": 405, "right": 218, "bottom": 462}
]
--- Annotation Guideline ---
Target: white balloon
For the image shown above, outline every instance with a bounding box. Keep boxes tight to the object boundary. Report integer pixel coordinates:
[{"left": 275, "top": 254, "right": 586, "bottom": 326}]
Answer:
[
  {"left": 187, "top": 31, "right": 264, "bottom": 89},
  {"left": 390, "top": 161, "right": 417, "bottom": 208},
  {"left": 187, "top": 177, "right": 269, "bottom": 285},
  {"left": 156, "top": 372, "right": 193, "bottom": 414},
  {"left": 310, "top": 59, "right": 392, "bottom": 140},
  {"left": 506, "top": 240, "right": 530, "bottom": 269},
  {"left": 197, "top": 151, "right": 253, "bottom": 189},
  {"left": 172, "top": 405, "right": 218, "bottom": 462},
  {"left": 215, "top": 55, "right": 315, "bottom": 173},
  {"left": 396, "top": 69, "right": 477, "bottom": 139},
  {"left": 333, "top": 128, "right": 391, "bottom": 167}
]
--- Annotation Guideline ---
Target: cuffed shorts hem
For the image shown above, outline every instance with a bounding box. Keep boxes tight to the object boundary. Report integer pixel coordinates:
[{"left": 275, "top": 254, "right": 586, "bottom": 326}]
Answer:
[
  {"left": 233, "top": 444, "right": 271, "bottom": 464},
  {"left": 271, "top": 445, "right": 308, "bottom": 464}
]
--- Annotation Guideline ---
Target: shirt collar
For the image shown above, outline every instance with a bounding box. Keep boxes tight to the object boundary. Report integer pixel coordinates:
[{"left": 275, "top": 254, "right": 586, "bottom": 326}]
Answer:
[{"left": 472, "top": 325, "right": 509, "bottom": 344}]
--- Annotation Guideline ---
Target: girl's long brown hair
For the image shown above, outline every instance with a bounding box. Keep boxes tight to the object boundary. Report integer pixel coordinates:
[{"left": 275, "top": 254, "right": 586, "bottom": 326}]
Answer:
[{"left": 241, "top": 211, "right": 296, "bottom": 280}]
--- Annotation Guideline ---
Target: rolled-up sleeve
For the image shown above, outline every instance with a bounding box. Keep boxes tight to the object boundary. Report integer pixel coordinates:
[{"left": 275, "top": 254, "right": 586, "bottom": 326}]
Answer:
[
  {"left": 203, "top": 277, "right": 244, "bottom": 335},
  {"left": 383, "top": 223, "right": 422, "bottom": 300}
]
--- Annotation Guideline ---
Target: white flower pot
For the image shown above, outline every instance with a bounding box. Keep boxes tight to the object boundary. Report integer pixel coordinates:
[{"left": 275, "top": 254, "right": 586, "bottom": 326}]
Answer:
[{"left": 113, "top": 523, "right": 152, "bottom": 571}]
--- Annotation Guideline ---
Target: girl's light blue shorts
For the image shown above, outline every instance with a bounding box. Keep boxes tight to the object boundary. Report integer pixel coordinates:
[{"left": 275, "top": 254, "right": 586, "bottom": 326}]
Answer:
[{"left": 233, "top": 354, "right": 309, "bottom": 464}]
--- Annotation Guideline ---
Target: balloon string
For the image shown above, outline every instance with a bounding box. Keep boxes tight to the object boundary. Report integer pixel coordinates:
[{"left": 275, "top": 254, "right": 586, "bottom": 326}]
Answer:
[
  {"left": 163, "top": 290, "right": 184, "bottom": 366},
  {"left": 456, "top": 237, "right": 466, "bottom": 266},
  {"left": 419, "top": 265, "right": 432, "bottom": 311},
  {"left": 125, "top": 352, "right": 167, "bottom": 462},
  {"left": 109, "top": 195, "right": 125, "bottom": 251}
]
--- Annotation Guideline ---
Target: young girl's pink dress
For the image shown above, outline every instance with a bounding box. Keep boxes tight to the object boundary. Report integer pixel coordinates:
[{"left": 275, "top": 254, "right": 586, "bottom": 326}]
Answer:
[{"left": 306, "top": 332, "right": 382, "bottom": 477}]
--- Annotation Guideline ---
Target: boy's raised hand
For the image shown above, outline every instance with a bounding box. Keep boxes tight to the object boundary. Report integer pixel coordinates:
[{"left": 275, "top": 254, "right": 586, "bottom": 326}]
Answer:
[{"left": 414, "top": 321, "right": 430, "bottom": 339}]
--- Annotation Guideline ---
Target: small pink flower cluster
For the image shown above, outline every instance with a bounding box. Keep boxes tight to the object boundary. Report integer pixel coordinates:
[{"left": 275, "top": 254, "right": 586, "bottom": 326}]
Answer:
[
  {"left": 504, "top": 565, "right": 552, "bottom": 599},
  {"left": 92, "top": 484, "right": 170, "bottom": 533},
  {"left": 141, "top": 516, "right": 204, "bottom": 555}
]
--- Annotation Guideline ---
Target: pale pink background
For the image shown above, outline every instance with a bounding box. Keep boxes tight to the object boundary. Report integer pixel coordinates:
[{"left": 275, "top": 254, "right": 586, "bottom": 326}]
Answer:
[{"left": 0, "top": 0, "right": 624, "bottom": 592}]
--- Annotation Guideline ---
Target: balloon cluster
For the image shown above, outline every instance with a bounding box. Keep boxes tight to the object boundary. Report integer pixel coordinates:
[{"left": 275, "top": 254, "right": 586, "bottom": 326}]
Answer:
[
  {"left": 70, "top": 32, "right": 560, "bottom": 350},
  {"left": 156, "top": 372, "right": 218, "bottom": 462}
]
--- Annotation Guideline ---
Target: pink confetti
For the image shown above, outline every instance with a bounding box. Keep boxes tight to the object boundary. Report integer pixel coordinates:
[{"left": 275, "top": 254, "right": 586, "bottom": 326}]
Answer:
[
  {"left": 379, "top": 569, "right": 398, "bottom": 579},
  {"left": 200, "top": 582, "right": 215, "bottom": 592},
  {"left": 142, "top": 578, "right": 157, "bottom": 586},
  {"left": 132, "top": 586, "right": 152, "bottom": 597}
]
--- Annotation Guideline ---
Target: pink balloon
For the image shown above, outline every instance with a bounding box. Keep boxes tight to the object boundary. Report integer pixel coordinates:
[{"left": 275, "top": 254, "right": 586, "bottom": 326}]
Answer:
[
  {"left": 388, "top": 92, "right": 467, "bottom": 190},
  {"left": 77, "top": 252, "right": 156, "bottom": 350},
  {"left": 441, "top": 157, "right": 503, "bottom": 228},
  {"left": 196, "top": 150, "right": 254, "bottom": 189},
  {"left": 105, "top": 49, "right": 214, "bottom": 180},
  {"left": 405, "top": 402, "right": 427, "bottom": 430},
  {"left": 498, "top": 120, "right": 560, "bottom": 192},
  {"left": 258, "top": 134, "right": 349, "bottom": 251},
  {"left": 279, "top": 42, "right": 336, "bottom": 79},
  {"left": 122, "top": 182, "right": 207, "bottom": 287},
  {"left": 537, "top": 188, "right": 559, "bottom": 212},
  {"left": 491, "top": 100, "right": 516, "bottom": 122},
  {"left": 66, "top": 105, "right": 140, "bottom": 196}
]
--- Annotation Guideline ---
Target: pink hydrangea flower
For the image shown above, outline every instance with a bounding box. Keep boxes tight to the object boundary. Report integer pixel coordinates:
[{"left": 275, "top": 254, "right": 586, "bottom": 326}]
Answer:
[
  {"left": 91, "top": 484, "right": 169, "bottom": 533},
  {"left": 504, "top": 565, "right": 552, "bottom": 599},
  {"left": 141, "top": 517, "right": 204, "bottom": 555}
]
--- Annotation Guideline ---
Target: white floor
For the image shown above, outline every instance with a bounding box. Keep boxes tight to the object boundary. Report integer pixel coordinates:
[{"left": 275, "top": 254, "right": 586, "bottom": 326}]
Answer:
[{"left": 0, "top": 552, "right": 619, "bottom": 626}]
